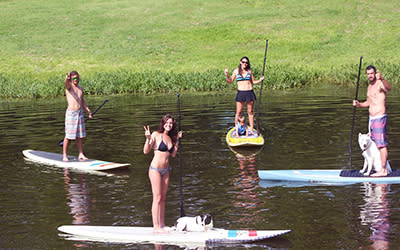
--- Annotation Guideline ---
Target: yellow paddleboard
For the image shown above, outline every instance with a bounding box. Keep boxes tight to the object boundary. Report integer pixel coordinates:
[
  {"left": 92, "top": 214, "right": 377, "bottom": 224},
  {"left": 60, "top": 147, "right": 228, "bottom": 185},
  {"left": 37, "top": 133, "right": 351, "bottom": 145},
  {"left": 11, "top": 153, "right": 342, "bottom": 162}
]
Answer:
[{"left": 226, "top": 127, "right": 264, "bottom": 147}]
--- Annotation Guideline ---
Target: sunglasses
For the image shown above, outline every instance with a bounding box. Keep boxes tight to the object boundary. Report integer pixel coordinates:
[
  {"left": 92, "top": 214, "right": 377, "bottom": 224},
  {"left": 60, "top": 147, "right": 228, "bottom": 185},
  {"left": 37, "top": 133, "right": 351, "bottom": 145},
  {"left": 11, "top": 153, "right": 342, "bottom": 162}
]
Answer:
[
  {"left": 241, "top": 61, "right": 249, "bottom": 64},
  {"left": 71, "top": 77, "right": 79, "bottom": 81}
]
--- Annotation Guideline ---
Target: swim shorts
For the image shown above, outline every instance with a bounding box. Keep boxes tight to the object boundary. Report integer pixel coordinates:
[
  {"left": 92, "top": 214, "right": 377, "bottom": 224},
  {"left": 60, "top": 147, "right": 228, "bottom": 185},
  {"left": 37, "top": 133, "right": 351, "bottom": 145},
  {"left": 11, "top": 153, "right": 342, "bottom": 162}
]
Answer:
[
  {"left": 369, "top": 114, "right": 387, "bottom": 148},
  {"left": 65, "top": 109, "right": 86, "bottom": 140},
  {"left": 235, "top": 90, "right": 256, "bottom": 102}
]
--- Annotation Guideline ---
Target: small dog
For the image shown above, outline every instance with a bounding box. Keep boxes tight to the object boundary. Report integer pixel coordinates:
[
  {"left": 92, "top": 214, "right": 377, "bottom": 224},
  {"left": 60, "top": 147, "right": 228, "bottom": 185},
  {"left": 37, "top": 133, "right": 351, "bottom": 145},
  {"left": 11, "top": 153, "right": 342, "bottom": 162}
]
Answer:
[
  {"left": 174, "top": 214, "right": 213, "bottom": 232},
  {"left": 358, "top": 132, "right": 392, "bottom": 176}
]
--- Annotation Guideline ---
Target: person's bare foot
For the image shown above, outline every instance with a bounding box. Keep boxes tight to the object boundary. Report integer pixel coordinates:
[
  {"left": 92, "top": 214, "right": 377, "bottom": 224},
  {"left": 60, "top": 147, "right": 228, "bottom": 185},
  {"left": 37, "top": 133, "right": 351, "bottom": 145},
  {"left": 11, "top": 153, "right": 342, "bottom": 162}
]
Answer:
[
  {"left": 371, "top": 170, "right": 388, "bottom": 177},
  {"left": 78, "top": 154, "right": 88, "bottom": 161},
  {"left": 153, "top": 228, "right": 169, "bottom": 234},
  {"left": 63, "top": 156, "right": 69, "bottom": 162}
]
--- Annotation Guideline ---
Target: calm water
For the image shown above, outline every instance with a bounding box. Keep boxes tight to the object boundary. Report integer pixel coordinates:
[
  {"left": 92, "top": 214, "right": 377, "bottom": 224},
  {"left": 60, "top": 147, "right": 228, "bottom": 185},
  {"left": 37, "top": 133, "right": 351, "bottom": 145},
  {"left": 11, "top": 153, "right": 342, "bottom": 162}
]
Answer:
[{"left": 2, "top": 87, "right": 400, "bottom": 249}]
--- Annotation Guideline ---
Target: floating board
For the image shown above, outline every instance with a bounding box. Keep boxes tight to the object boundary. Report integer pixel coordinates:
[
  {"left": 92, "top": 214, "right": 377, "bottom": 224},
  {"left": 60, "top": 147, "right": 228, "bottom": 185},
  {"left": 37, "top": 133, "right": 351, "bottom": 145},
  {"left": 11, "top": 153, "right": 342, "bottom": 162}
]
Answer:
[
  {"left": 226, "top": 127, "right": 264, "bottom": 147},
  {"left": 258, "top": 169, "right": 400, "bottom": 185},
  {"left": 57, "top": 225, "right": 290, "bottom": 246},
  {"left": 22, "top": 150, "right": 130, "bottom": 171}
]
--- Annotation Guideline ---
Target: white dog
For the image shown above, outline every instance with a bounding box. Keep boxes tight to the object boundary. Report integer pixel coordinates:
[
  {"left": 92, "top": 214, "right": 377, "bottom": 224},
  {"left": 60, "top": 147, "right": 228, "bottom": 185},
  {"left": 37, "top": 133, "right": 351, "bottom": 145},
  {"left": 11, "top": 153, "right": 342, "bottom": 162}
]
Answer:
[
  {"left": 358, "top": 132, "right": 392, "bottom": 176},
  {"left": 174, "top": 214, "right": 213, "bottom": 232}
]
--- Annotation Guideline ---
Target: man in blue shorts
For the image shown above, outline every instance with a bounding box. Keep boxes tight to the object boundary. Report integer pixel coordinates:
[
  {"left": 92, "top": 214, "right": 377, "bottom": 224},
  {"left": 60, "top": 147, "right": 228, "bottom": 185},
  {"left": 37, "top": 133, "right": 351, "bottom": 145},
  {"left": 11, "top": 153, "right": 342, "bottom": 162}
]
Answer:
[{"left": 353, "top": 65, "right": 391, "bottom": 176}]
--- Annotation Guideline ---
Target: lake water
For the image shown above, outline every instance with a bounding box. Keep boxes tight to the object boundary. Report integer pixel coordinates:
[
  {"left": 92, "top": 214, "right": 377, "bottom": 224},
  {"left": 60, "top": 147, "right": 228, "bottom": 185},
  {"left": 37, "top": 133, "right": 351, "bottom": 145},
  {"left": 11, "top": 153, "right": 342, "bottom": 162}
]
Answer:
[{"left": 2, "top": 86, "right": 400, "bottom": 249}]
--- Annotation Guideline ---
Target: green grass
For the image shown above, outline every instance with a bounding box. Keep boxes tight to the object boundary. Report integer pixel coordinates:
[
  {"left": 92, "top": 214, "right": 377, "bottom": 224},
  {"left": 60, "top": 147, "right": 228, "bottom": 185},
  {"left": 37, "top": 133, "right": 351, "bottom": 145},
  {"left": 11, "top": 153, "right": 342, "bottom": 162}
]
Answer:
[{"left": 1, "top": 0, "right": 400, "bottom": 97}]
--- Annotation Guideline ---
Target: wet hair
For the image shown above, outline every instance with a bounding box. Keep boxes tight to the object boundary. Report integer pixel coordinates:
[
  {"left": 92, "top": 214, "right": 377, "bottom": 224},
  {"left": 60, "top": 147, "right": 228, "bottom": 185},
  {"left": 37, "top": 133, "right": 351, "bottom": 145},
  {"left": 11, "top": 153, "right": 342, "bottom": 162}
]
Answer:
[
  {"left": 366, "top": 65, "right": 376, "bottom": 73},
  {"left": 157, "top": 114, "right": 178, "bottom": 143},
  {"left": 238, "top": 56, "right": 251, "bottom": 75}
]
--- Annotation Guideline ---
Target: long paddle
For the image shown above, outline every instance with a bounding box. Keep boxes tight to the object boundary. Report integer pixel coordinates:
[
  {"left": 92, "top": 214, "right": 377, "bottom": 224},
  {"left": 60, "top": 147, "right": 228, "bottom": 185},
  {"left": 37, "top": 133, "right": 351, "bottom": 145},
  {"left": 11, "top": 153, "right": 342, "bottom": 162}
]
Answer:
[
  {"left": 177, "top": 93, "right": 185, "bottom": 217},
  {"left": 349, "top": 56, "right": 363, "bottom": 168},
  {"left": 58, "top": 99, "right": 109, "bottom": 146},
  {"left": 256, "top": 39, "right": 269, "bottom": 135}
]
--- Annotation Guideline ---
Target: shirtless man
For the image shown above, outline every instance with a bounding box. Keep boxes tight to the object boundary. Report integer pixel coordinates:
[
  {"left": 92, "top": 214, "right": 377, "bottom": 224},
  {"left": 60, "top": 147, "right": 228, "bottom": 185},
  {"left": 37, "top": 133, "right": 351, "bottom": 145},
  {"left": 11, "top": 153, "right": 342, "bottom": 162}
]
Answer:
[
  {"left": 353, "top": 65, "right": 391, "bottom": 176},
  {"left": 63, "top": 71, "right": 92, "bottom": 161}
]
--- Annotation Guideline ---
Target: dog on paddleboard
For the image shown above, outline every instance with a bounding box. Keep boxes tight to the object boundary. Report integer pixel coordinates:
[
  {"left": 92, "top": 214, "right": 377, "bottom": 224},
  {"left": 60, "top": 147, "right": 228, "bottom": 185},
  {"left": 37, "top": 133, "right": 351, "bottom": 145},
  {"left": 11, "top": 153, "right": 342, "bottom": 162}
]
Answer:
[
  {"left": 358, "top": 132, "right": 392, "bottom": 176},
  {"left": 174, "top": 214, "right": 213, "bottom": 232}
]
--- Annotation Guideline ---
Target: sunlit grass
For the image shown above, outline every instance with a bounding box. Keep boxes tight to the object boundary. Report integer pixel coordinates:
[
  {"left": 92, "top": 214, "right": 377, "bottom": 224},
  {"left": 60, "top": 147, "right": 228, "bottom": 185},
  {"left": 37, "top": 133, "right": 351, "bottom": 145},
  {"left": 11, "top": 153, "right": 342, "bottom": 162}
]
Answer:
[{"left": 1, "top": 0, "right": 399, "bottom": 97}]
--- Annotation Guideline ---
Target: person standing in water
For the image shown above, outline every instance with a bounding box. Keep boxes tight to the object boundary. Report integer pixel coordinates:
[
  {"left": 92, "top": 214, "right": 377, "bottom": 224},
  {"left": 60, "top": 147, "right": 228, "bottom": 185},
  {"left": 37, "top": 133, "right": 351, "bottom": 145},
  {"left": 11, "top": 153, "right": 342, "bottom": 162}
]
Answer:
[
  {"left": 353, "top": 65, "right": 391, "bottom": 176},
  {"left": 225, "top": 56, "right": 264, "bottom": 134},
  {"left": 63, "top": 71, "right": 92, "bottom": 162},
  {"left": 143, "top": 114, "right": 182, "bottom": 233}
]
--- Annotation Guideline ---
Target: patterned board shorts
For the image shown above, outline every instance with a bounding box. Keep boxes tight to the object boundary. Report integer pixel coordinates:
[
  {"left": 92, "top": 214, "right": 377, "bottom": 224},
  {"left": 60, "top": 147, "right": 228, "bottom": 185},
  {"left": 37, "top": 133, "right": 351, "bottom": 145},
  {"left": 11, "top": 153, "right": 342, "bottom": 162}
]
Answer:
[
  {"left": 369, "top": 114, "right": 387, "bottom": 148},
  {"left": 65, "top": 109, "right": 86, "bottom": 140}
]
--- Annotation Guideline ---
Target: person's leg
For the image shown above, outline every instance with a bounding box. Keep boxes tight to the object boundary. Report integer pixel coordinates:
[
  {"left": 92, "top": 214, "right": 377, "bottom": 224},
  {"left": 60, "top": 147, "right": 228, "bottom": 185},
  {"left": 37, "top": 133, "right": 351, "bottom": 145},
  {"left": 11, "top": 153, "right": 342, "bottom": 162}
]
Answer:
[
  {"left": 247, "top": 101, "right": 255, "bottom": 134},
  {"left": 76, "top": 137, "right": 88, "bottom": 161},
  {"left": 159, "top": 171, "right": 170, "bottom": 228},
  {"left": 149, "top": 169, "right": 169, "bottom": 233},
  {"left": 62, "top": 138, "right": 70, "bottom": 161},
  {"left": 235, "top": 102, "right": 244, "bottom": 125},
  {"left": 372, "top": 147, "right": 388, "bottom": 177}
]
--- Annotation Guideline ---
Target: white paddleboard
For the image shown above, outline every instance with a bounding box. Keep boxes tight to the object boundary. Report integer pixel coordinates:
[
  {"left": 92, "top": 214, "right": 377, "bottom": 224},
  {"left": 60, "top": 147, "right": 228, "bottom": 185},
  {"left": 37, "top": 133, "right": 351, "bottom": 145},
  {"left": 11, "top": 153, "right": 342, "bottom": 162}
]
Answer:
[
  {"left": 258, "top": 169, "right": 400, "bottom": 185},
  {"left": 57, "top": 225, "right": 290, "bottom": 246},
  {"left": 23, "top": 150, "right": 130, "bottom": 171}
]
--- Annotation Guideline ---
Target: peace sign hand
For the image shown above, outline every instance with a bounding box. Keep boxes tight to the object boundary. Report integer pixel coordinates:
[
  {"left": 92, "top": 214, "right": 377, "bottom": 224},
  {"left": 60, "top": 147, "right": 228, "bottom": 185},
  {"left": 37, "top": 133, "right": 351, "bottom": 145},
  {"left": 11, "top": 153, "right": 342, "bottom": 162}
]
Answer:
[{"left": 144, "top": 125, "right": 151, "bottom": 140}]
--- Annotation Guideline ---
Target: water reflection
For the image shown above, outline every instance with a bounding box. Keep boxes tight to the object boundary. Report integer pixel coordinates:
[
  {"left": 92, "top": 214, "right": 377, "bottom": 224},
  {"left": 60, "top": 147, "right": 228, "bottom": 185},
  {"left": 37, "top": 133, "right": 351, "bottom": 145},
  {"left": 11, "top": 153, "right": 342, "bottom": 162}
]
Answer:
[
  {"left": 64, "top": 169, "right": 90, "bottom": 225},
  {"left": 360, "top": 183, "right": 391, "bottom": 250},
  {"left": 230, "top": 147, "right": 262, "bottom": 225}
]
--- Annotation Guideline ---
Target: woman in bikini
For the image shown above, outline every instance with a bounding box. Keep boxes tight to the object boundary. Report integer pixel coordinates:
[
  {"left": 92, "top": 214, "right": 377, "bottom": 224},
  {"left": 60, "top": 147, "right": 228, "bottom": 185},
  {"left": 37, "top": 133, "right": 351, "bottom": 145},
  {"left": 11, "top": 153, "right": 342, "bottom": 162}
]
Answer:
[
  {"left": 143, "top": 114, "right": 182, "bottom": 233},
  {"left": 225, "top": 56, "right": 264, "bottom": 134}
]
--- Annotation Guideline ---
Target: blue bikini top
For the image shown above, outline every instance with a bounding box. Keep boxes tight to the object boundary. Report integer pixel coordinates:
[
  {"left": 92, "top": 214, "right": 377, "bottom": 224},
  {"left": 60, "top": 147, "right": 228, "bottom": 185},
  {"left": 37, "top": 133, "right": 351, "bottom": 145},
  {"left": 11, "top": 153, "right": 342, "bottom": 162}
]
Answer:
[{"left": 236, "top": 72, "right": 251, "bottom": 81}]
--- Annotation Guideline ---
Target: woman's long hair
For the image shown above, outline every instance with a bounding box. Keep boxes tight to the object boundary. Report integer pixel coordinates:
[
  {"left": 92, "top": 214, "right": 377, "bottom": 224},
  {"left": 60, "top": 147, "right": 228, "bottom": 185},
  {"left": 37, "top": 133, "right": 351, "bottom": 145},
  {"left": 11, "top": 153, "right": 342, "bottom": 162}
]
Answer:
[
  {"left": 238, "top": 56, "right": 251, "bottom": 75},
  {"left": 157, "top": 114, "right": 178, "bottom": 144}
]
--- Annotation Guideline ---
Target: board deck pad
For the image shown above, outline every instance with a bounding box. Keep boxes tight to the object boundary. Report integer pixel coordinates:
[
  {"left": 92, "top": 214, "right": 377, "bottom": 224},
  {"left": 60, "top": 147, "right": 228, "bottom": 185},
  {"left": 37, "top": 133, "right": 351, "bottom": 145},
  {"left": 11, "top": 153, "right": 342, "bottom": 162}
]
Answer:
[
  {"left": 23, "top": 150, "right": 130, "bottom": 171},
  {"left": 340, "top": 169, "right": 400, "bottom": 177},
  {"left": 57, "top": 225, "right": 290, "bottom": 246}
]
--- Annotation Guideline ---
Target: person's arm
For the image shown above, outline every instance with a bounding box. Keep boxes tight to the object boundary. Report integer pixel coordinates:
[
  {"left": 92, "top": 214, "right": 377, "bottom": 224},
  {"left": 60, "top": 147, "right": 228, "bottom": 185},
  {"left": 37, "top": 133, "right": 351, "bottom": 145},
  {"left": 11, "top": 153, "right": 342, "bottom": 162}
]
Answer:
[
  {"left": 225, "top": 68, "right": 236, "bottom": 84},
  {"left": 143, "top": 128, "right": 155, "bottom": 154},
  {"left": 250, "top": 70, "right": 264, "bottom": 84},
  {"left": 170, "top": 131, "right": 182, "bottom": 158},
  {"left": 376, "top": 72, "right": 391, "bottom": 92},
  {"left": 80, "top": 87, "right": 93, "bottom": 118},
  {"left": 353, "top": 99, "right": 370, "bottom": 108},
  {"left": 65, "top": 73, "right": 72, "bottom": 90}
]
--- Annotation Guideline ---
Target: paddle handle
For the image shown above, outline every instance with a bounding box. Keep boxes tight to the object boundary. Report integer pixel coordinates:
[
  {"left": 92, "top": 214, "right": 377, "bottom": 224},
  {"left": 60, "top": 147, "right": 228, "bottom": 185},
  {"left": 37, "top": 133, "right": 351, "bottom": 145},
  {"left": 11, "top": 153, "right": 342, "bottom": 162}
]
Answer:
[
  {"left": 85, "top": 99, "right": 109, "bottom": 122},
  {"left": 349, "top": 56, "right": 363, "bottom": 168},
  {"left": 256, "top": 39, "right": 269, "bottom": 135},
  {"left": 177, "top": 93, "right": 185, "bottom": 217}
]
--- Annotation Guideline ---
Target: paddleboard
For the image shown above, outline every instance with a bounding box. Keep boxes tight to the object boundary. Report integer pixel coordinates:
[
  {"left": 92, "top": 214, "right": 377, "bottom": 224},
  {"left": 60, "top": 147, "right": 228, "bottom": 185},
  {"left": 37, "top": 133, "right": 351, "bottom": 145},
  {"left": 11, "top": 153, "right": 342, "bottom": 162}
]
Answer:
[
  {"left": 226, "top": 127, "right": 264, "bottom": 147},
  {"left": 22, "top": 150, "right": 130, "bottom": 171},
  {"left": 258, "top": 169, "right": 400, "bottom": 185},
  {"left": 57, "top": 225, "right": 290, "bottom": 246}
]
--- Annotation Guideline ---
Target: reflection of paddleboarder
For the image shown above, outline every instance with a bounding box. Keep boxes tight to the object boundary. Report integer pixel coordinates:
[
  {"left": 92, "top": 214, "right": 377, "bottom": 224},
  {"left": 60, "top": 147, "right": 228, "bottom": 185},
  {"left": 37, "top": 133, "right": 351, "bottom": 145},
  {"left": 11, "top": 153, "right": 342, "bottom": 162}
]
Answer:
[
  {"left": 360, "top": 183, "right": 390, "bottom": 249},
  {"left": 232, "top": 151, "right": 261, "bottom": 226},
  {"left": 64, "top": 169, "right": 90, "bottom": 225}
]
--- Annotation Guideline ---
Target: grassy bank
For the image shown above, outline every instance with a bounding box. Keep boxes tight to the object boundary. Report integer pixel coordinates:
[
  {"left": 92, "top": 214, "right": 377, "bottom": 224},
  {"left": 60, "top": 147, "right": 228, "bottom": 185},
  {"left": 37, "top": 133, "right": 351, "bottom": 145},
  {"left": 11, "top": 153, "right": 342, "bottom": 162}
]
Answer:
[{"left": 1, "top": 0, "right": 399, "bottom": 97}]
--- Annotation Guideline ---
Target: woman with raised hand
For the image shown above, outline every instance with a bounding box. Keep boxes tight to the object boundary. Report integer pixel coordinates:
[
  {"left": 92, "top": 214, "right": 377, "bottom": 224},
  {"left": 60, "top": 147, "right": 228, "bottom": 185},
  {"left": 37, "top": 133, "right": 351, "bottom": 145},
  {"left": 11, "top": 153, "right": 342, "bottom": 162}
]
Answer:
[
  {"left": 225, "top": 56, "right": 264, "bottom": 135},
  {"left": 143, "top": 114, "right": 182, "bottom": 233}
]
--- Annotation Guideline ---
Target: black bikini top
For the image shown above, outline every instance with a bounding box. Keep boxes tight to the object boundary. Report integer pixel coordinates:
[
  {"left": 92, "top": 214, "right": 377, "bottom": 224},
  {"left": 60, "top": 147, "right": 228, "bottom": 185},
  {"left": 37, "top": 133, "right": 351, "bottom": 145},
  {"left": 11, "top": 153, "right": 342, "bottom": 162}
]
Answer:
[{"left": 157, "top": 136, "right": 174, "bottom": 153}]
